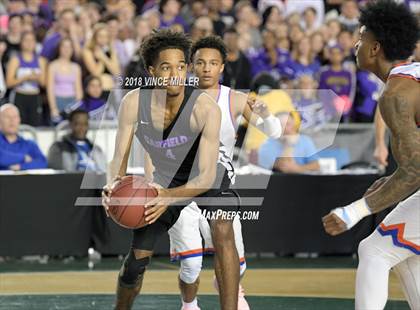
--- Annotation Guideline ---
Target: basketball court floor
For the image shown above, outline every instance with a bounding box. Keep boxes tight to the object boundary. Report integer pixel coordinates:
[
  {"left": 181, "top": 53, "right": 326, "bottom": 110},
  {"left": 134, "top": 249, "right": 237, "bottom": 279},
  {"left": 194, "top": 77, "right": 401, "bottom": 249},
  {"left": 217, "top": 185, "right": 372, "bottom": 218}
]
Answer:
[{"left": 0, "top": 256, "right": 409, "bottom": 309}]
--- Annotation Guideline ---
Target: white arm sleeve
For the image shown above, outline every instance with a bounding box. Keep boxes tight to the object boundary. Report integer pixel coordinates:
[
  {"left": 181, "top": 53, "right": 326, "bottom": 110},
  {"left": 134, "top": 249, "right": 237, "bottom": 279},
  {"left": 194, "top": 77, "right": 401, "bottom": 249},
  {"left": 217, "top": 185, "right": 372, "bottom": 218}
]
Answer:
[{"left": 256, "top": 115, "right": 282, "bottom": 139}]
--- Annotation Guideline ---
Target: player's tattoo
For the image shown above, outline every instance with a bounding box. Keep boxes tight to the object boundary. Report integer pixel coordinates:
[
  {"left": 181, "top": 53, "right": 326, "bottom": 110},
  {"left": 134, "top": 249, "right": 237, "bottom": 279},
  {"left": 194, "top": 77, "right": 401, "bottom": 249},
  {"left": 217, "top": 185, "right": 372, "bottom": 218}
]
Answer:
[{"left": 365, "top": 94, "right": 420, "bottom": 212}]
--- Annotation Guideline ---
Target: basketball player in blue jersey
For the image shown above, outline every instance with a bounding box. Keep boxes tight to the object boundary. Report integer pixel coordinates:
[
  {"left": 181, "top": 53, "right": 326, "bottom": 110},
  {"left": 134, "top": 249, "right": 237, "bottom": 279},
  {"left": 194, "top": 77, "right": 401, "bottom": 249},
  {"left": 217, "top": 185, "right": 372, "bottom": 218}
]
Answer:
[
  {"left": 102, "top": 30, "right": 240, "bottom": 310},
  {"left": 322, "top": 1, "right": 420, "bottom": 309},
  {"left": 164, "top": 36, "right": 282, "bottom": 310}
]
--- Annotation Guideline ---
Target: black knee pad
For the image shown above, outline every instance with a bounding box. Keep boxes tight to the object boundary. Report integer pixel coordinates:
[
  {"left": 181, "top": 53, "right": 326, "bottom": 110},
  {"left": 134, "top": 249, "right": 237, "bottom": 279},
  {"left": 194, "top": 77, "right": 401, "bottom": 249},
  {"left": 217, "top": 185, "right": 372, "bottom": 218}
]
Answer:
[{"left": 119, "top": 250, "right": 151, "bottom": 287}]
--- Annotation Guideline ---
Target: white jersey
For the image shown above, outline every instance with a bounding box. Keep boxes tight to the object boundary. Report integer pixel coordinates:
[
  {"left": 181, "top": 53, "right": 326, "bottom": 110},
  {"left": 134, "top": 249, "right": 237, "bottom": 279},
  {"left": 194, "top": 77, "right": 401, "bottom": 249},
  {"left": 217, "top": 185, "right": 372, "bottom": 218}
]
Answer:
[
  {"left": 217, "top": 85, "right": 238, "bottom": 158},
  {"left": 215, "top": 85, "right": 238, "bottom": 184},
  {"left": 389, "top": 62, "right": 420, "bottom": 82}
]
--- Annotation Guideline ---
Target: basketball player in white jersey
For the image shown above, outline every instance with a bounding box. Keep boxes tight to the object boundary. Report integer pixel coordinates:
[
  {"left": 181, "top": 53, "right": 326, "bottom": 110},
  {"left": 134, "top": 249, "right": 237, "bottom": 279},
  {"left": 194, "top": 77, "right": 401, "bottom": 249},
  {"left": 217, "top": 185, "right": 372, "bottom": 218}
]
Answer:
[
  {"left": 323, "top": 1, "right": 420, "bottom": 309},
  {"left": 161, "top": 36, "right": 282, "bottom": 310}
]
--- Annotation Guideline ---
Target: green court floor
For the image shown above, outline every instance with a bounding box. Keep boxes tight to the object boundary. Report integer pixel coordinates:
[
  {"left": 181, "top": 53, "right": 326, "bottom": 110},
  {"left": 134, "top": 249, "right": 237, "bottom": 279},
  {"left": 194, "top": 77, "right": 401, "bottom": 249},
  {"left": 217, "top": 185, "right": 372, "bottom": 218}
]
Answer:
[{"left": 0, "top": 294, "right": 409, "bottom": 310}]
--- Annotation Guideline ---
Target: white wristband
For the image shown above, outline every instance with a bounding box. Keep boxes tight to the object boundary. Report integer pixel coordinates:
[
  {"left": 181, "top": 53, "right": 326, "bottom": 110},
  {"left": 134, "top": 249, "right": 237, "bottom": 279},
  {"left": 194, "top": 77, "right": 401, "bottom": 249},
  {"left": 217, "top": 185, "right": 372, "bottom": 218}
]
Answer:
[
  {"left": 332, "top": 198, "right": 372, "bottom": 230},
  {"left": 256, "top": 115, "right": 282, "bottom": 139}
]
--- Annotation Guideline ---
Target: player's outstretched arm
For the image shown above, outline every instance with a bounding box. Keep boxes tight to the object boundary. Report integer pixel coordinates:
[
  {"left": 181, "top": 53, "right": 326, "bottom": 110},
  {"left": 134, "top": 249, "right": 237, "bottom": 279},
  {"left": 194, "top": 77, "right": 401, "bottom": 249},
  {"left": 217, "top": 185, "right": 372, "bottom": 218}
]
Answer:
[
  {"left": 144, "top": 93, "right": 222, "bottom": 224},
  {"left": 323, "top": 79, "right": 420, "bottom": 235},
  {"left": 102, "top": 89, "right": 139, "bottom": 213},
  {"left": 364, "top": 85, "right": 420, "bottom": 212},
  {"left": 232, "top": 91, "right": 282, "bottom": 139}
]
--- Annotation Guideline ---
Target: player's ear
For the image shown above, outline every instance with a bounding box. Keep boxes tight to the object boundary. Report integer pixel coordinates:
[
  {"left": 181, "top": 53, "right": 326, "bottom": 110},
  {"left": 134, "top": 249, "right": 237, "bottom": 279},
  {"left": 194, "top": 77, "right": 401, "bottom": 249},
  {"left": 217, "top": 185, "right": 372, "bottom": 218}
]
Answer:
[
  {"left": 148, "top": 66, "right": 155, "bottom": 77},
  {"left": 370, "top": 41, "right": 381, "bottom": 57},
  {"left": 220, "top": 63, "right": 225, "bottom": 74}
]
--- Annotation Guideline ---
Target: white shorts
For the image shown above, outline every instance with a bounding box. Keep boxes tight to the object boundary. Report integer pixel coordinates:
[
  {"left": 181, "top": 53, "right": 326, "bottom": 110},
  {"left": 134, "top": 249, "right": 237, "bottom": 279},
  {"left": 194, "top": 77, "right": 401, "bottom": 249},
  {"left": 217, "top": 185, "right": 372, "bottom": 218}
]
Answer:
[
  {"left": 377, "top": 190, "right": 420, "bottom": 255},
  {"left": 168, "top": 202, "right": 245, "bottom": 266}
]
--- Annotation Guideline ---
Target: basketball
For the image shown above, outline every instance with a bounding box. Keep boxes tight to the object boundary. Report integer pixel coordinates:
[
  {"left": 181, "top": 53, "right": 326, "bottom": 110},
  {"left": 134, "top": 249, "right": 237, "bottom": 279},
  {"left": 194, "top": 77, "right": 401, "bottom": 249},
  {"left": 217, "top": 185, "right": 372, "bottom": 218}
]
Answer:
[{"left": 108, "top": 175, "right": 158, "bottom": 229}]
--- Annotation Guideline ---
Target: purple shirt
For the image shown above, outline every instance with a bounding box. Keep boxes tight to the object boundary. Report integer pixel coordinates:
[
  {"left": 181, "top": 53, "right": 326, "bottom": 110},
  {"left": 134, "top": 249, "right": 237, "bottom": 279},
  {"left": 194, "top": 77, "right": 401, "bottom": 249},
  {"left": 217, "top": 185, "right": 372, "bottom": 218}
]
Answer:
[
  {"left": 354, "top": 70, "right": 382, "bottom": 117},
  {"left": 247, "top": 48, "right": 294, "bottom": 80},
  {"left": 40, "top": 32, "right": 62, "bottom": 61},
  {"left": 318, "top": 66, "right": 354, "bottom": 98},
  {"left": 289, "top": 59, "right": 321, "bottom": 79},
  {"left": 159, "top": 15, "right": 188, "bottom": 32}
]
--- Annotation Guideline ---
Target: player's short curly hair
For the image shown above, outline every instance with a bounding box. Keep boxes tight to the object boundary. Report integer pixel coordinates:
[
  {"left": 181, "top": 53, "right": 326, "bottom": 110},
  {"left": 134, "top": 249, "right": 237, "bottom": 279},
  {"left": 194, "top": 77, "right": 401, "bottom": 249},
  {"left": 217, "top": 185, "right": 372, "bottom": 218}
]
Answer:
[
  {"left": 141, "top": 29, "right": 191, "bottom": 69},
  {"left": 191, "top": 35, "right": 227, "bottom": 64},
  {"left": 359, "top": 0, "right": 419, "bottom": 61}
]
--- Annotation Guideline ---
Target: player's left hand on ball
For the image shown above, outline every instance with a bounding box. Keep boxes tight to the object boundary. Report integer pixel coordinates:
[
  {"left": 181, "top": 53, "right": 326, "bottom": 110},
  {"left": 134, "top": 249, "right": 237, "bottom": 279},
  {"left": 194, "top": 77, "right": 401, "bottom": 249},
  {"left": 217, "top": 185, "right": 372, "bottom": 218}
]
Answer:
[
  {"left": 322, "top": 212, "right": 347, "bottom": 236},
  {"left": 144, "top": 187, "right": 172, "bottom": 224}
]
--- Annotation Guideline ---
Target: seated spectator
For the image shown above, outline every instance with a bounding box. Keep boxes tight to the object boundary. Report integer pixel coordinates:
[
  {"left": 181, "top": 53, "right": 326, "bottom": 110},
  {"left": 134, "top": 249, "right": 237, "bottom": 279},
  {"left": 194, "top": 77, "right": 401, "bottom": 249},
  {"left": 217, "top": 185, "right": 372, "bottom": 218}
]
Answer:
[
  {"left": 207, "top": 0, "right": 227, "bottom": 36},
  {"left": 0, "top": 103, "right": 47, "bottom": 171},
  {"left": 47, "top": 38, "right": 82, "bottom": 124},
  {"left": 67, "top": 76, "right": 113, "bottom": 121},
  {"left": 311, "top": 31, "right": 328, "bottom": 65},
  {"left": 235, "top": 1, "right": 262, "bottom": 49},
  {"left": 289, "top": 35, "right": 321, "bottom": 78},
  {"left": 222, "top": 28, "right": 252, "bottom": 90},
  {"left": 261, "top": 5, "right": 284, "bottom": 32},
  {"left": 6, "top": 31, "right": 46, "bottom": 126},
  {"left": 318, "top": 45, "right": 356, "bottom": 119},
  {"left": 248, "top": 29, "right": 294, "bottom": 81},
  {"left": 82, "top": 23, "right": 120, "bottom": 101},
  {"left": 48, "top": 109, "right": 106, "bottom": 172},
  {"left": 258, "top": 112, "right": 320, "bottom": 173}
]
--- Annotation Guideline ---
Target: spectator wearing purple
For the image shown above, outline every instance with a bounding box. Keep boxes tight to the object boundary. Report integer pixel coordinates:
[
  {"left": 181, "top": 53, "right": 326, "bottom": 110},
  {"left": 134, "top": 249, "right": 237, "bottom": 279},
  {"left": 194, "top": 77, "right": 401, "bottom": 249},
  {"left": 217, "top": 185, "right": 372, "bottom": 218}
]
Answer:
[
  {"left": 26, "top": 0, "right": 54, "bottom": 29},
  {"left": 353, "top": 70, "right": 383, "bottom": 122},
  {"left": 318, "top": 45, "right": 356, "bottom": 120},
  {"left": 159, "top": 0, "right": 188, "bottom": 32},
  {"left": 0, "top": 103, "right": 47, "bottom": 171},
  {"left": 40, "top": 9, "right": 82, "bottom": 61},
  {"left": 47, "top": 38, "right": 82, "bottom": 123},
  {"left": 67, "top": 76, "right": 114, "bottom": 121},
  {"left": 6, "top": 31, "right": 46, "bottom": 126},
  {"left": 248, "top": 29, "right": 294, "bottom": 81},
  {"left": 289, "top": 36, "right": 321, "bottom": 78}
]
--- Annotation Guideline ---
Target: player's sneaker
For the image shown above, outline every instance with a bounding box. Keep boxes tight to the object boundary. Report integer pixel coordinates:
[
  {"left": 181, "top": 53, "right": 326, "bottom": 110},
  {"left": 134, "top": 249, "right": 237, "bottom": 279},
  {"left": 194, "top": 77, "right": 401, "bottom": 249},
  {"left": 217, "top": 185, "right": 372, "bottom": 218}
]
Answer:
[{"left": 213, "top": 277, "right": 250, "bottom": 310}]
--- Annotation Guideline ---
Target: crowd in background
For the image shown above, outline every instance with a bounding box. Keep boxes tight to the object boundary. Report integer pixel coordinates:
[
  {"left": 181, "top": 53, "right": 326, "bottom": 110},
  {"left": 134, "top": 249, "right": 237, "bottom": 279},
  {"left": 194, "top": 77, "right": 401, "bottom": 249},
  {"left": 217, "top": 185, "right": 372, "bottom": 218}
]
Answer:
[
  {"left": 0, "top": 0, "right": 419, "bottom": 127},
  {"left": 0, "top": 0, "right": 419, "bottom": 172}
]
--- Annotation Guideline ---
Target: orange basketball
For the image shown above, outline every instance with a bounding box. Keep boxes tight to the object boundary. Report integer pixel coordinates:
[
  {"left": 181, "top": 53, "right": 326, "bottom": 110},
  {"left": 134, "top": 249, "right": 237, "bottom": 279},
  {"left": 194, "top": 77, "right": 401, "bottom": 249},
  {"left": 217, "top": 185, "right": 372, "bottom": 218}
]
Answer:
[{"left": 108, "top": 175, "right": 157, "bottom": 229}]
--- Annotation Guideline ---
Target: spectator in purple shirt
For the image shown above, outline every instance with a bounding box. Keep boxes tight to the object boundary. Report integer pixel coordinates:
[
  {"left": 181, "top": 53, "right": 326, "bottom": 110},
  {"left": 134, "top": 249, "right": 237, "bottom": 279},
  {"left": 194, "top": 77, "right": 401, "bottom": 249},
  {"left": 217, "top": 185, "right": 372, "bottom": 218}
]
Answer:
[
  {"left": 0, "top": 103, "right": 47, "bottom": 171},
  {"left": 248, "top": 29, "right": 294, "bottom": 81},
  {"left": 40, "top": 8, "right": 82, "bottom": 61},
  {"left": 159, "top": 0, "right": 188, "bottom": 32},
  {"left": 289, "top": 35, "right": 321, "bottom": 78},
  {"left": 318, "top": 45, "right": 356, "bottom": 120}
]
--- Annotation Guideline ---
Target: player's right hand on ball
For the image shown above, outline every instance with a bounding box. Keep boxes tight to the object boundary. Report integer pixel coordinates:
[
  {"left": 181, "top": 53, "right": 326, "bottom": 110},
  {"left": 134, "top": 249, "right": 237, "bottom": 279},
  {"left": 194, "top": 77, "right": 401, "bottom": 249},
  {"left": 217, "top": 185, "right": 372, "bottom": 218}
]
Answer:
[
  {"left": 101, "top": 176, "right": 122, "bottom": 217},
  {"left": 322, "top": 212, "right": 347, "bottom": 236}
]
